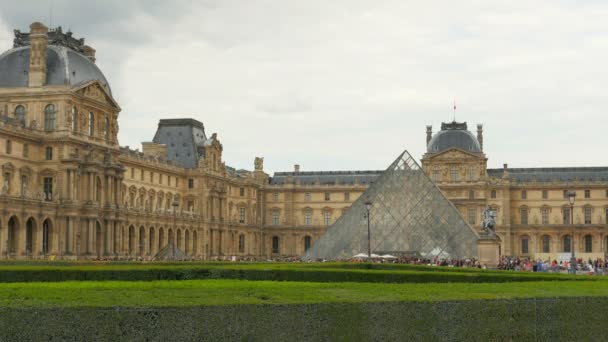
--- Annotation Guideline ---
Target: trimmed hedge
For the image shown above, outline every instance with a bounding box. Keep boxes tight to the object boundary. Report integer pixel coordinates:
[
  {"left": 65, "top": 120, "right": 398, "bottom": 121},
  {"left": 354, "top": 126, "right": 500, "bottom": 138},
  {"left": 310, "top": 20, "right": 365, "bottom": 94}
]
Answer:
[
  {"left": 0, "top": 265, "right": 593, "bottom": 283},
  {"left": 1, "top": 297, "right": 607, "bottom": 341}
]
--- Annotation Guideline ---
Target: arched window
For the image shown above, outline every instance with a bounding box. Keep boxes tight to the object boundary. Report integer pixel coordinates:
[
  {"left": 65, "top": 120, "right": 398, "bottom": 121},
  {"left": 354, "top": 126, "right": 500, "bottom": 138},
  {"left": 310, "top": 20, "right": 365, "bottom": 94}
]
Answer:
[
  {"left": 72, "top": 107, "right": 78, "bottom": 132},
  {"left": 563, "top": 235, "right": 572, "bottom": 253},
  {"left": 238, "top": 234, "right": 245, "bottom": 253},
  {"left": 542, "top": 235, "right": 550, "bottom": 253},
  {"left": 304, "top": 236, "right": 312, "bottom": 252},
  {"left": 272, "top": 236, "right": 280, "bottom": 254},
  {"left": 88, "top": 112, "right": 94, "bottom": 136},
  {"left": 44, "top": 104, "right": 56, "bottom": 131},
  {"left": 14, "top": 105, "right": 26, "bottom": 125},
  {"left": 521, "top": 236, "right": 529, "bottom": 255},
  {"left": 585, "top": 235, "right": 593, "bottom": 253}
]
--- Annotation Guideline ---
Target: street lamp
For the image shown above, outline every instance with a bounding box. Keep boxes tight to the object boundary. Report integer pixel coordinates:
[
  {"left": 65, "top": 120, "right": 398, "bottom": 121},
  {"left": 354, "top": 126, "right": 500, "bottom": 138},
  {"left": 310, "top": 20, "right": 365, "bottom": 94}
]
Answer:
[
  {"left": 567, "top": 190, "right": 576, "bottom": 275},
  {"left": 364, "top": 199, "right": 372, "bottom": 259}
]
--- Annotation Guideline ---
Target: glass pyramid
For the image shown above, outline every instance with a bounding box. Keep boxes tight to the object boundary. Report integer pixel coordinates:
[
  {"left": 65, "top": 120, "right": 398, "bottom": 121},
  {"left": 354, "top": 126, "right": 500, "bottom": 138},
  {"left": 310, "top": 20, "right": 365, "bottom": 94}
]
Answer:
[{"left": 304, "top": 150, "right": 479, "bottom": 260}]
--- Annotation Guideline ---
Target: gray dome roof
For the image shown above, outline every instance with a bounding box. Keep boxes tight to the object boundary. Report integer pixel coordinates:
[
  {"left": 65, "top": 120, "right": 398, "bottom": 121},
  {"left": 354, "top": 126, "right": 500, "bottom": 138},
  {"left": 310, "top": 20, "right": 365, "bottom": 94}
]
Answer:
[
  {"left": 427, "top": 122, "right": 481, "bottom": 153},
  {"left": 0, "top": 45, "right": 111, "bottom": 94}
]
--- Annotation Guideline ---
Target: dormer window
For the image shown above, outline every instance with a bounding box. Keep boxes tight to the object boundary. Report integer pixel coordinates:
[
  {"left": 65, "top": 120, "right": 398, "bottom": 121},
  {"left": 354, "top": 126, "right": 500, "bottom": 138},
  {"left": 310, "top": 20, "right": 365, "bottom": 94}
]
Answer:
[{"left": 14, "top": 105, "right": 26, "bottom": 126}]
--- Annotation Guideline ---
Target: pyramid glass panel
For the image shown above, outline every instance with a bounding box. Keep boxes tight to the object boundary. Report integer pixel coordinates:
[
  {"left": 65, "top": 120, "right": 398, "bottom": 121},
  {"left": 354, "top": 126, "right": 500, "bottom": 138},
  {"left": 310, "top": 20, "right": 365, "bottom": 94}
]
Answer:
[{"left": 304, "top": 150, "right": 479, "bottom": 260}]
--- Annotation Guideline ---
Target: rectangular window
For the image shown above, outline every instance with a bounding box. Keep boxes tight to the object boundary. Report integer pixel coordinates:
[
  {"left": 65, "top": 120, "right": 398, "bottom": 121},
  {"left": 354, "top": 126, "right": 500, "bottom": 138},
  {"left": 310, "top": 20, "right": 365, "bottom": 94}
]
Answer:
[
  {"left": 469, "top": 190, "right": 475, "bottom": 200},
  {"left": 150, "top": 172, "right": 154, "bottom": 183},
  {"left": 5, "top": 140, "right": 11, "bottom": 154},
  {"left": 344, "top": 192, "right": 350, "bottom": 201},
  {"left": 43, "top": 177, "right": 53, "bottom": 201},
  {"left": 521, "top": 238, "right": 529, "bottom": 254},
  {"left": 140, "top": 169, "right": 144, "bottom": 181},
  {"left": 324, "top": 192, "right": 330, "bottom": 201},
  {"left": 272, "top": 237, "right": 279, "bottom": 254},
  {"left": 542, "top": 236, "right": 550, "bottom": 253},
  {"left": 239, "top": 207, "right": 245, "bottom": 224},
  {"left": 467, "top": 167, "right": 475, "bottom": 181},
  {"left": 585, "top": 235, "right": 593, "bottom": 253},
  {"left": 188, "top": 179, "right": 194, "bottom": 189},
  {"left": 563, "top": 190, "right": 568, "bottom": 199},
  {"left": 131, "top": 168, "right": 135, "bottom": 179},
  {"left": 45, "top": 147, "right": 53, "bottom": 160},
  {"left": 467, "top": 208, "right": 476, "bottom": 225},
  {"left": 175, "top": 178, "right": 179, "bottom": 187},
  {"left": 563, "top": 208, "right": 571, "bottom": 225},
  {"left": 22, "top": 144, "right": 28, "bottom": 158},
  {"left": 187, "top": 200, "right": 194, "bottom": 212},
  {"left": 541, "top": 207, "right": 549, "bottom": 225},
  {"left": 490, "top": 190, "right": 496, "bottom": 199},
  {"left": 521, "top": 208, "right": 528, "bottom": 225},
  {"left": 324, "top": 211, "right": 331, "bottom": 226},
  {"left": 432, "top": 169, "right": 441, "bottom": 182},
  {"left": 272, "top": 192, "right": 279, "bottom": 201},
  {"left": 239, "top": 187, "right": 245, "bottom": 196},
  {"left": 606, "top": 189, "right": 608, "bottom": 198},
  {"left": 450, "top": 166, "right": 459, "bottom": 182},
  {"left": 304, "top": 210, "right": 312, "bottom": 226},
  {"left": 585, "top": 190, "right": 591, "bottom": 199},
  {"left": 584, "top": 206, "right": 592, "bottom": 224},
  {"left": 239, "top": 235, "right": 245, "bottom": 253},
  {"left": 521, "top": 190, "right": 527, "bottom": 199},
  {"left": 272, "top": 209, "right": 279, "bottom": 226},
  {"left": 304, "top": 192, "right": 311, "bottom": 201},
  {"left": 542, "top": 190, "right": 548, "bottom": 200},
  {"left": 159, "top": 174, "right": 163, "bottom": 185}
]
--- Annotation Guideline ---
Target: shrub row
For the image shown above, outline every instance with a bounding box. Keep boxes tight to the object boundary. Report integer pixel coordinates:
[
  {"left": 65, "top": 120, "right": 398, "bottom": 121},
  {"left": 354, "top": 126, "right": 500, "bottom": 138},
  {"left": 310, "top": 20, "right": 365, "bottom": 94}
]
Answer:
[
  {"left": 1, "top": 297, "right": 607, "bottom": 341},
  {"left": 0, "top": 265, "right": 591, "bottom": 283}
]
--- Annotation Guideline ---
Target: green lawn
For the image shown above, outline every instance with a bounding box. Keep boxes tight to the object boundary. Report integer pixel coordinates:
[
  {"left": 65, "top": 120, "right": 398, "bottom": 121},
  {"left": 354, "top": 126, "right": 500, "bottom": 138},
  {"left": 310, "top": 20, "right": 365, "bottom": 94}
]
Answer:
[{"left": 1, "top": 279, "right": 608, "bottom": 307}]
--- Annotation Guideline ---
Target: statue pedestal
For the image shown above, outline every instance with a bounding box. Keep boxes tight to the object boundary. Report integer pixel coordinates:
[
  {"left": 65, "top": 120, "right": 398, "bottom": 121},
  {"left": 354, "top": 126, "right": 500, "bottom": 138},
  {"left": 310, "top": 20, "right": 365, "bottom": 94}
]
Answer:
[{"left": 477, "top": 235, "right": 500, "bottom": 268}]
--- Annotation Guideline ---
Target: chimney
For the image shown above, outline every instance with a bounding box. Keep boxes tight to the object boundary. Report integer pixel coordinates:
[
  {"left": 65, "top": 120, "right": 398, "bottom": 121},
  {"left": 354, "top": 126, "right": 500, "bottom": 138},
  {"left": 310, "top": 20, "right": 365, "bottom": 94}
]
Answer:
[
  {"left": 477, "top": 124, "right": 483, "bottom": 151},
  {"left": 426, "top": 125, "right": 432, "bottom": 146},
  {"left": 294, "top": 164, "right": 300, "bottom": 173},
  {"left": 502, "top": 163, "right": 509, "bottom": 178},
  {"left": 28, "top": 22, "right": 48, "bottom": 87},
  {"left": 82, "top": 45, "right": 96, "bottom": 63}
]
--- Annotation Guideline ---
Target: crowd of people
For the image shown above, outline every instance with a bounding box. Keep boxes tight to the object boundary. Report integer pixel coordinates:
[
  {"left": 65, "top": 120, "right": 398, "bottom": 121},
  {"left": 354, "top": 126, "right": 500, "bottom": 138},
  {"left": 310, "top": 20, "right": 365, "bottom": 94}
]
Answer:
[{"left": 89, "top": 254, "right": 608, "bottom": 275}]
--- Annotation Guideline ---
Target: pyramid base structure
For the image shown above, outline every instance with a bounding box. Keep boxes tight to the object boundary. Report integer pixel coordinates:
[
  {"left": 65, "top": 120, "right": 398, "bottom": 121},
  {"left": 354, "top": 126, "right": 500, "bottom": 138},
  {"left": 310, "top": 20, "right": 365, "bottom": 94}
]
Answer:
[
  {"left": 477, "top": 235, "right": 501, "bottom": 267},
  {"left": 304, "top": 150, "right": 480, "bottom": 261}
]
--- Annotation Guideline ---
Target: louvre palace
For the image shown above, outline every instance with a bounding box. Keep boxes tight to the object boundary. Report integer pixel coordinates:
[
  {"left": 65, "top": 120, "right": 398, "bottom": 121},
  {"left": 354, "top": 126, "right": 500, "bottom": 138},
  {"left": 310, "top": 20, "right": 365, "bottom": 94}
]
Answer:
[{"left": 1, "top": 22, "right": 608, "bottom": 261}]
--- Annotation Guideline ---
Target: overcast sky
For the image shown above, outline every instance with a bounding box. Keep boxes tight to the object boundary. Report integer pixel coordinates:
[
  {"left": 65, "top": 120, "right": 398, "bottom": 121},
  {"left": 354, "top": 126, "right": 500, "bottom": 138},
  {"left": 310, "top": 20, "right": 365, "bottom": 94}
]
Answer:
[{"left": 1, "top": 1, "right": 607, "bottom": 173}]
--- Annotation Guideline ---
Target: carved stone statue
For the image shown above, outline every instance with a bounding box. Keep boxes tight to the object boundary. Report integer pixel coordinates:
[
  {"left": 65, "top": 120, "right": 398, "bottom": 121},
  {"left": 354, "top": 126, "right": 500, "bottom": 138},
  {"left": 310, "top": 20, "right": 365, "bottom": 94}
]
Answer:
[
  {"left": 481, "top": 206, "right": 496, "bottom": 236},
  {"left": 254, "top": 157, "right": 264, "bottom": 171}
]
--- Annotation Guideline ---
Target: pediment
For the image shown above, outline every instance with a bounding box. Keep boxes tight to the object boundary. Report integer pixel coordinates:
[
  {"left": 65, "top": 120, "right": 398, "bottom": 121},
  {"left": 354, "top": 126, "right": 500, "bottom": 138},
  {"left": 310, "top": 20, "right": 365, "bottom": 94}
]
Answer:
[
  {"left": 72, "top": 81, "right": 121, "bottom": 110},
  {"left": 427, "top": 148, "right": 484, "bottom": 161}
]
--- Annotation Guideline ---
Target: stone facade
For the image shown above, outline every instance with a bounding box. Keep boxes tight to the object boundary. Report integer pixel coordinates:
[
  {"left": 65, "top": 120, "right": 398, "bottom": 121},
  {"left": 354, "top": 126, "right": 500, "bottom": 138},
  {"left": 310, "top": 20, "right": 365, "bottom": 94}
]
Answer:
[{"left": 0, "top": 22, "right": 607, "bottom": 261}]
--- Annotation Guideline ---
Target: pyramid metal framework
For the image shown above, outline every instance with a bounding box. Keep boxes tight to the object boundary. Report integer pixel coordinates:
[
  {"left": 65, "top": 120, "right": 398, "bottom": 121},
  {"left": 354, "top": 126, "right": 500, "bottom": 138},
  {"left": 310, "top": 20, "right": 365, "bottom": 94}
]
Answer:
[{"left": 304, "top": 150, "right": 479, "bottom": 260}]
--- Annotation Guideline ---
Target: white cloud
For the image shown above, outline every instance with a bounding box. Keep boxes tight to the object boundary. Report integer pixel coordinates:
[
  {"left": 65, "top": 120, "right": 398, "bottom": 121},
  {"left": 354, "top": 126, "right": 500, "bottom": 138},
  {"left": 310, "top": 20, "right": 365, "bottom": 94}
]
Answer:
[{"left": 1, "top": 1, "right": 608, "bottom": 172}]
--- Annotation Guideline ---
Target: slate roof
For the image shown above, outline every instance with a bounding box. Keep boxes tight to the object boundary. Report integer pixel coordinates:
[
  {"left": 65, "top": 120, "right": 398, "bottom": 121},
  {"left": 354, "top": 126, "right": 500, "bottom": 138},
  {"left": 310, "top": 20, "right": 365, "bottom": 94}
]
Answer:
[
  {"left": 487, "top": 167, "right": 608, "bottom": 183},
  {"left": 427, "top": 121, "right": 481, "bottom": 154},
  {"left": 152, "top": 119, "right": 208, "bottom": 169},
  {"left": 0, "top": 45, "right": 111, "bottom": 94},
  {"left": 269, "top": 170, "right": 383, "bottom": 185}
]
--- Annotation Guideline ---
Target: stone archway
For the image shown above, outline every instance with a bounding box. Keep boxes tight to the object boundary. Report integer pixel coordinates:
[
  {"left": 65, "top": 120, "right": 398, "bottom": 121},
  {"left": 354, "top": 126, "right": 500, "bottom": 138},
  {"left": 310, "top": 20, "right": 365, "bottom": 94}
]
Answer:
[
  {"left": 95, "top": 221, "right": 102, "bottom": 258},
  {"left": 139, "top": 226, "right": 145, "bottom": 256},
  {"left": 25, "top": 217, "right": 36, "bottom": 257},
  {"left": 128, "top": 225, "right": 135, "bottom": 255},
  {"left": 7, "top": 216, "right": 19, "bottom": 256},
  {"left": 42, "top": 219, "right": 52, "bottom": 255}
]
